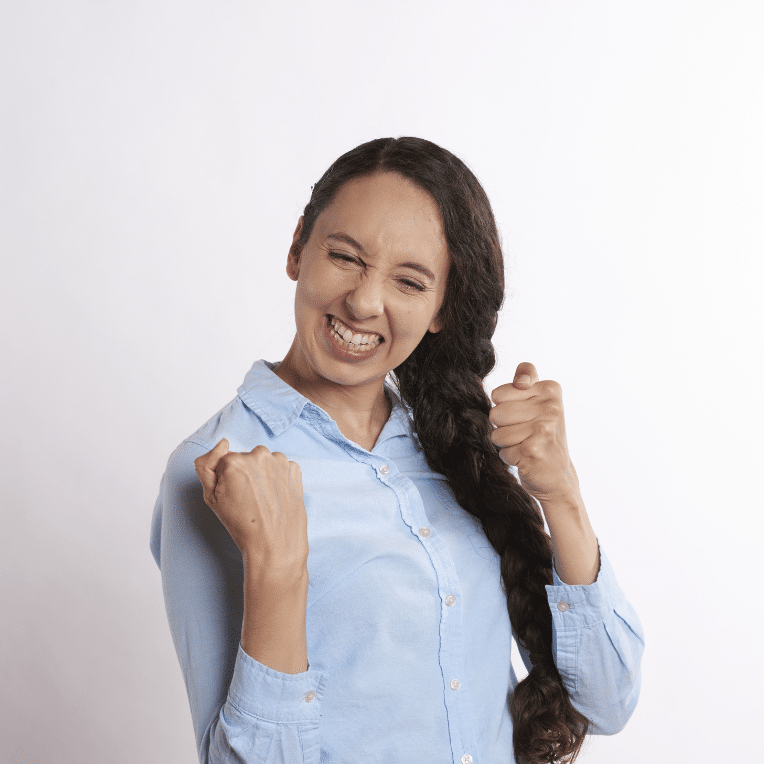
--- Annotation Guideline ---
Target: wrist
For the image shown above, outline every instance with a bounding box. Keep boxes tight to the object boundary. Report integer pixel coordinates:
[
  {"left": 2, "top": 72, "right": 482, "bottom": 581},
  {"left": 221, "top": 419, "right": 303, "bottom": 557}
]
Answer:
[
  {"left": 538, "top": 490, "right": 585, "bottom": 516},
  {"left": 243, "top": 556, "right": 309, "bottom": 587},
  {"left": 538, "top": 493, "right": 600, "bottom": 585}
]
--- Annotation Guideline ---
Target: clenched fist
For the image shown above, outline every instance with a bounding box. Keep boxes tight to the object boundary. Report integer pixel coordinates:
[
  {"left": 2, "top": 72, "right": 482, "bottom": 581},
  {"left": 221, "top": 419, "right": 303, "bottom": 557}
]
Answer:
[
  {"left": 193, "top": 438, "right": 310, "bottom": 575},
  {"left": 489, "top": 362, "right": 580, "bottom": 505}
]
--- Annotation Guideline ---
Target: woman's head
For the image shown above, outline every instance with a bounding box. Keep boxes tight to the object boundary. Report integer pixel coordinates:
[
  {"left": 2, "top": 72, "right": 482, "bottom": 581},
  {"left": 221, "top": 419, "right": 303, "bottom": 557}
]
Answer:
[
  {"left": 287, "top": 137, "right": 505, "bottom": 390},
  {"left": 284, "top": 170, "right": 450, "bottom": 390}
]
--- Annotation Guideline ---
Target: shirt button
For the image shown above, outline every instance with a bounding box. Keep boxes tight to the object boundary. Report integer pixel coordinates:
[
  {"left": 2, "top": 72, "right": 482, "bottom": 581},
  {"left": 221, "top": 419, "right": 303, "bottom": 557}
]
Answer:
[
  {"left": 557, "top": 601, "right": 570, "bottom": 611},
  {"left": 461, "top": 755, "right": 473, "bottom": 764},
  {"left": 379, "top": 465, "right": 390, "bottom": 475},
  {"left": 304, "top": 691, "right": 316, "bottom": 702},
  {"left": 445, "top": 595, "right": 456, "bottom": 607},
  {"left": 450, "top": 679, "right": 461, "bottom": 690},
  {"left": 419, "top": 527, "right": 431, "bottom": 537}
]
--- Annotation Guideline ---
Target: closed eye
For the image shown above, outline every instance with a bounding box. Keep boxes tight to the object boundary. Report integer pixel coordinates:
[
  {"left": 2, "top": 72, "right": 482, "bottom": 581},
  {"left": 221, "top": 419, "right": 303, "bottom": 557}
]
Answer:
[{"left": 328, "top": 252, "right": 426, "bottom": 293}]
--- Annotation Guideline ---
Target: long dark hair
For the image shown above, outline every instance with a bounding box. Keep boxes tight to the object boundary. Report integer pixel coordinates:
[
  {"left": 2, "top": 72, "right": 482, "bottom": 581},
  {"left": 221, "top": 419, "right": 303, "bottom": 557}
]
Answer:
[{"left": 294, "top": 137, "right": 589, "bottom": 764}]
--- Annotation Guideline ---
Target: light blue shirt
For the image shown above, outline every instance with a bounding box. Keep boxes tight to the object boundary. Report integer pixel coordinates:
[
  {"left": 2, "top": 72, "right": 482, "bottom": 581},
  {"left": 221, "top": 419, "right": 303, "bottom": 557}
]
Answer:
[{"left": 150, "top": 359, "right": 644, "bottom": 764}]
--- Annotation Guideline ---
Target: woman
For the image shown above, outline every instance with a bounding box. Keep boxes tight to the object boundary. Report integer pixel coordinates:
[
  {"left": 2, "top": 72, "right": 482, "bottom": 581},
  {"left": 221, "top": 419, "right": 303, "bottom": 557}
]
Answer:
[{"left": 150, "top": 136, "right": 645, "bottom": 764}]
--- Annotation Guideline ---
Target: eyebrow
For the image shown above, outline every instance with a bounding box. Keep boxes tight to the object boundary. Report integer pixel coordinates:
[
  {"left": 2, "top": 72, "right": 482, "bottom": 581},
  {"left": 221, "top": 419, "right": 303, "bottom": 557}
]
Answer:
[{"left": 326, "top": 232, "right": 437, "bottom": 283}]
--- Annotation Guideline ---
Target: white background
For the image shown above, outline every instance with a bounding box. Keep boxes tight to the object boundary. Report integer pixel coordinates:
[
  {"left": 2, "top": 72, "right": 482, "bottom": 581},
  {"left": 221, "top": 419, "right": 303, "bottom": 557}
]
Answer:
[{"left": 2, "top": 1, "right": 762, "bottom": 762}]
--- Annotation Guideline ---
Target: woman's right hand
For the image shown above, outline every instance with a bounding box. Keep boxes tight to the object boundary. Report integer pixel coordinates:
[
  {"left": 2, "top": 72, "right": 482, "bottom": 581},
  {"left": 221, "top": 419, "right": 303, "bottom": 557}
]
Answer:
[{"left": 193, "top": 438, "right": 309, "bottom": 575}]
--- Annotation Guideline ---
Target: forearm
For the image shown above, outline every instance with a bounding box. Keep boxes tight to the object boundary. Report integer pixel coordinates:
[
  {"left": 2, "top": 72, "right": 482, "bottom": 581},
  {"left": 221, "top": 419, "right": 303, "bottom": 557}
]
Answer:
[
  {"left": 241, "top": 561, "right": 310, "bottom": 674},
  {"left": 539, "top": 490, "right": 600, "bottom": 586}
]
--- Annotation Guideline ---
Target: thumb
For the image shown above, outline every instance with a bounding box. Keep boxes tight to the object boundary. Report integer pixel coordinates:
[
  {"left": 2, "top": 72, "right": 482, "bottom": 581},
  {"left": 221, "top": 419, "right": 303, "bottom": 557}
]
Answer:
[
  {"left": 193, "top": 438, "right": 229, "bottom": 494},
  {"left": 514, "top": 367, "right": 532, "bottom": 389}
]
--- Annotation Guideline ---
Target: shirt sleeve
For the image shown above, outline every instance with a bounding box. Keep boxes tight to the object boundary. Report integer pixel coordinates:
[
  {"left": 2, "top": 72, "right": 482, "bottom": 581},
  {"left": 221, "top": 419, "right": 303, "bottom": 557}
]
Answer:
[
  {"left": 150, "top": 440, "right": 327, "bottom": 764},
  {"left": 541, "top": 538, "right": 645, "bottom": 735}
]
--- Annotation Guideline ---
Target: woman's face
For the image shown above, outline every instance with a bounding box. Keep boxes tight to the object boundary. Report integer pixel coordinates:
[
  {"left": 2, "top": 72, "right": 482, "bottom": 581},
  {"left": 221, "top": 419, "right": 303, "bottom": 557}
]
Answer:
[{"left": 284, "top": 171, "right": 450, "bottom": 390}]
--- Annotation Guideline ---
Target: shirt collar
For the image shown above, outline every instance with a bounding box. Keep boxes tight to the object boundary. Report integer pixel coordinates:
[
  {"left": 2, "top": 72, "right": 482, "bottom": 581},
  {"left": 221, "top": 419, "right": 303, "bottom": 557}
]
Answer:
[{"left": 237, "top": 359, "right": 417, "bottom": 447}]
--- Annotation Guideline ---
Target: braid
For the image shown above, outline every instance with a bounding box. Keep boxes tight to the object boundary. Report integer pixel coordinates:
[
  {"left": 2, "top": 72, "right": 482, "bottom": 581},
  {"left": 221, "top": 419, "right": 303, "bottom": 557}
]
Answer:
[{"left": 297, "top": 135, "right": 591, "bottom": 763}]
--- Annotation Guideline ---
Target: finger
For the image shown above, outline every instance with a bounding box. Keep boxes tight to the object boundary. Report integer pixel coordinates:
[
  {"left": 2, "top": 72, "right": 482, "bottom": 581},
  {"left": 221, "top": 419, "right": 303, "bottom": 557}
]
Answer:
[
  {"left": 491, "top": 380, "right": 538, "bottom": 404},
  {"left": 513, "top": 362, "right": 538, "bottom": 390},
  {"left": 490, "top": 421, "right": 534, "bottom": 449},
  {"left": 497, "top": 441, "right": 522, "bottom": 467},
  {"left": 488, "top": 399, "right": 539, "bottom": 428},
  {"left": 193, "top": 438, "right": 229, "bottom": 492}
]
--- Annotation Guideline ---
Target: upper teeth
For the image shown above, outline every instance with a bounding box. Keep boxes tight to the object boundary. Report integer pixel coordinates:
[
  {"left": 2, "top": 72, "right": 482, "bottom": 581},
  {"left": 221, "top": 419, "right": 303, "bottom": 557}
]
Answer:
[{"left": 330, "top": 316, "right": 381, "bottom": 345}]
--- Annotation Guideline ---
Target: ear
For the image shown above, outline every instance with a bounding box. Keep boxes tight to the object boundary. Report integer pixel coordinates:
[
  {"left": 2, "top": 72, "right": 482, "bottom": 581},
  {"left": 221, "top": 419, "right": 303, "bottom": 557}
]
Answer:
[
  {"left": 429, "top": 313, "right": 443, "bottom": 334},
  {"left": 286, "top": 216, "right": 305, "bottom": 281}
]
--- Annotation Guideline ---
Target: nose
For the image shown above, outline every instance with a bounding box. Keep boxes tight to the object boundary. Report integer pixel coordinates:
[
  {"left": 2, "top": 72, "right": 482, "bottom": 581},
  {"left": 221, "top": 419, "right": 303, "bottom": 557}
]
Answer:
[{"left": 344, "top": 274, "right": 384, "bottom": 321}]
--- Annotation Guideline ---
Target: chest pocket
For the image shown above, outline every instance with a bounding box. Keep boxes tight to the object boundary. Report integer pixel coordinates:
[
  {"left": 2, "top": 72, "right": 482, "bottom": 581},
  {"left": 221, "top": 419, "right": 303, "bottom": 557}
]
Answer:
[{"left": 430, "top": 478, "right": 501, "bottom": 568}]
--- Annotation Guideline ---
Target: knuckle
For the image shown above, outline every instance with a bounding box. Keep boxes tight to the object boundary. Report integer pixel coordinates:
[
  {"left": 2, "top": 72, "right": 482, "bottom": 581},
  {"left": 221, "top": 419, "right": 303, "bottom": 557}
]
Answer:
[
  {"left": 526, "top": 441, "right": 545, "bottom": 459},
  {"left": 538, "top": 420, "right": 557, "bottom": 436},
  {"left": 219, "top": 452, "right": 244, "bottom": 471}
]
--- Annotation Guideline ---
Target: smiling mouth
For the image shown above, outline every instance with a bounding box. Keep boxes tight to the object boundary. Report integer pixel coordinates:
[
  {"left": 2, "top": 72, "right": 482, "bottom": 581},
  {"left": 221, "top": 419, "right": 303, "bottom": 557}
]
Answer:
[{"left": 327, "top": 314, "right": 385, "bottom": 345}]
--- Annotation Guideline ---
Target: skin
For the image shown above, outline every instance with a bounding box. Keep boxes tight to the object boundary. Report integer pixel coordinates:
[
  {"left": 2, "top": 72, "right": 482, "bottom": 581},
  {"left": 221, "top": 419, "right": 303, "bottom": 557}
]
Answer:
[{"left": 273, "top": 171, "right": 451, "bottom": 451}]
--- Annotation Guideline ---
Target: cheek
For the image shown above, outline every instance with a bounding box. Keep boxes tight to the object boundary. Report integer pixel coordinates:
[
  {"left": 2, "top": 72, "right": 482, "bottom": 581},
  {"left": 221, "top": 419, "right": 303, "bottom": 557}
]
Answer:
[
  {"left": 299, "top": 270, "right": 337, "bottom": 304},
  {"left": 395, "top": 312, "right": 431, "bottom": 342}
]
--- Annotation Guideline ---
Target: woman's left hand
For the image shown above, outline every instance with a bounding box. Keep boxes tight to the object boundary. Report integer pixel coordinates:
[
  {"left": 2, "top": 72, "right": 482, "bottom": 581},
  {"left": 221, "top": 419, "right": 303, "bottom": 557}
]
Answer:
[{"left": 489, "top": 362, "right": 581, "bottom": 505}]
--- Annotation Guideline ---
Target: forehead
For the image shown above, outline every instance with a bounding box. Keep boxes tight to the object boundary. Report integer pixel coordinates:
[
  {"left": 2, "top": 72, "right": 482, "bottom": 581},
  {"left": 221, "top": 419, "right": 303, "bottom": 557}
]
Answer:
[{"left": 316, "top": 172, "right": 449, "bottom": 270}]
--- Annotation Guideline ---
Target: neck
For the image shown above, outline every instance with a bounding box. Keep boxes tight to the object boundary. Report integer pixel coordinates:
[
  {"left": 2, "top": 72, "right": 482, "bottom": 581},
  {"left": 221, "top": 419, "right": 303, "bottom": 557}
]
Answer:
[{"left": 273, "top": 358, "right": 392, "bottom": 436}]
